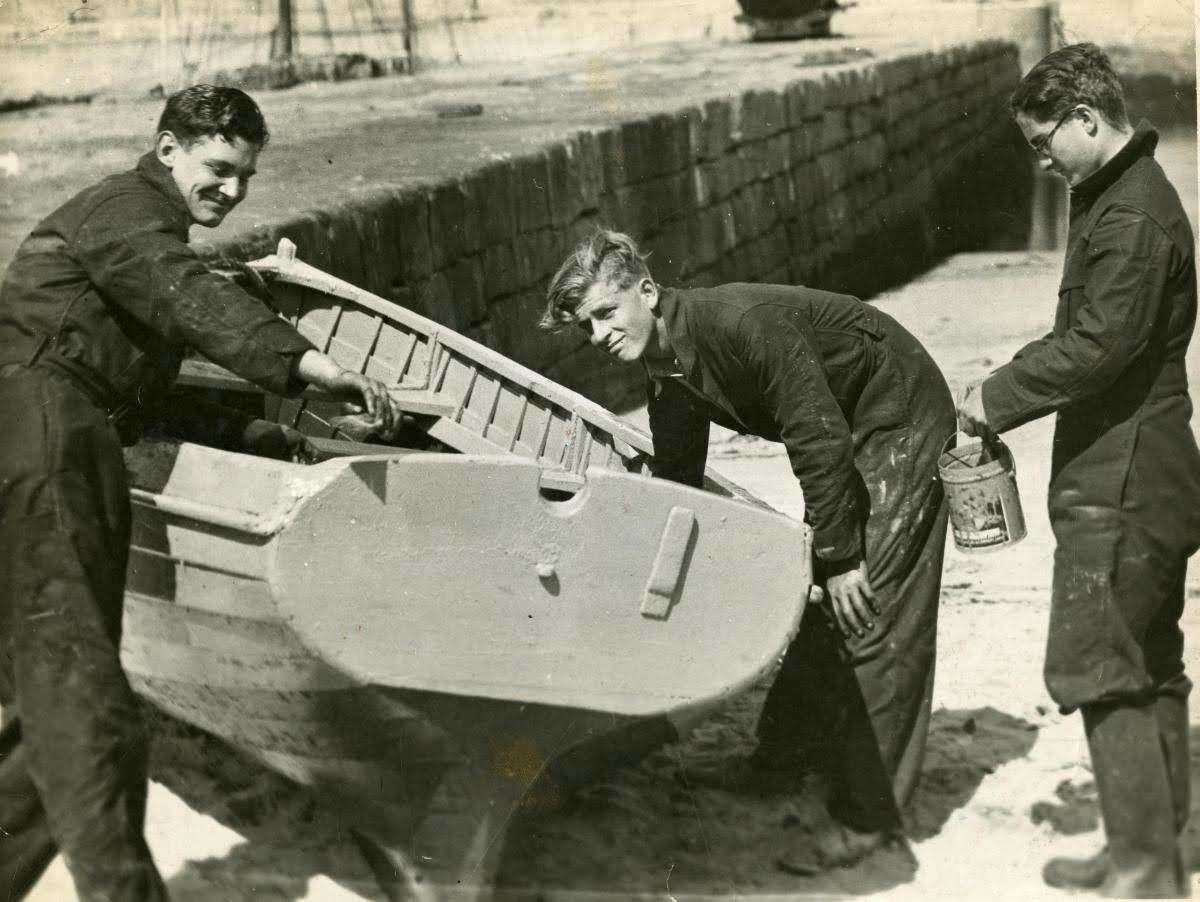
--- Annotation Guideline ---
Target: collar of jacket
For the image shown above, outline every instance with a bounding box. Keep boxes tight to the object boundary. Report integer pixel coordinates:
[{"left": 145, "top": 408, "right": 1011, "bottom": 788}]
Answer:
[
  {"left": 1070, "top": 119, "right": 1159, "bottom": 206},
  {"left": 135, "top": 150, "right": 192, "bottom": 219},
  {"left": 654, "top": 286, "right": 696, "bottom": 378}
]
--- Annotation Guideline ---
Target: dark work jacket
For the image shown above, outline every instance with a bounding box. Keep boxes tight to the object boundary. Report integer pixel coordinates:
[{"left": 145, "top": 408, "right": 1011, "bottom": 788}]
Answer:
[
  {"left": 647, "top": 283, "right": 955, "bottom": 573},
  {"left": 0, "top": 152, "right": 314, "bottom": 440},
  {"left": 982, "top": 123, "right": 1200, "bottom": 548}
]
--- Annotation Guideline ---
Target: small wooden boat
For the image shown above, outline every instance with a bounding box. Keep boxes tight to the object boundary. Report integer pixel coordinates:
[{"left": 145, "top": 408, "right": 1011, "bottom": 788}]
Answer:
[{"left": 124, "top": 242, "right": 813, "bottom": 898}]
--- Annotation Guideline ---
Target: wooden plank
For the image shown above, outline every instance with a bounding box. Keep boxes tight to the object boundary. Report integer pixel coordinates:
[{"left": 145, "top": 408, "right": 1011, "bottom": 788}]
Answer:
[{"left": 177, "top": 359, "right": 458, "bottom": 419}]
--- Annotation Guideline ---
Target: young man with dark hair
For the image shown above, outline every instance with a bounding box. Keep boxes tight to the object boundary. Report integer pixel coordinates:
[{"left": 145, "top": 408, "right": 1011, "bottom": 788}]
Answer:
[
  {"left": 0, "top": 84, "right": 400, "bottom": 900},
  {"left": 543, "top": 230, "right": 955, "bottom": 870},
  {"left": 957, "top": 43, "right": 1200, "bottom": 897}
]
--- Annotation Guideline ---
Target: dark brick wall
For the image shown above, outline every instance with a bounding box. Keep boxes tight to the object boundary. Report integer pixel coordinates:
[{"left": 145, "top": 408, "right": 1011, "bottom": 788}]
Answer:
[{"left": 206, "top": 40, "right": 1032, "bottom": 413}]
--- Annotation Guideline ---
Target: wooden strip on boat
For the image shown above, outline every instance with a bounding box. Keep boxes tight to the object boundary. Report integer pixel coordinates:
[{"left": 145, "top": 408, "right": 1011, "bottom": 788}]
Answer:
[
  {"left": 126, "top": 550, "right": 277, "bottom": 620},
  {"left": 176, "top": 358, "right": 458, "bottom": 420},
  {"left": 121, "top": 636, "right": 357, "bottom": 692},
  {"left": 124, "top": 594, "right": 306, "bottom": 655},
  {"left": 129, "top": 520, "right": 271, "bottom": 581},
  {"left": 127, "top": 674, "right": 384, "bottom": 723}
]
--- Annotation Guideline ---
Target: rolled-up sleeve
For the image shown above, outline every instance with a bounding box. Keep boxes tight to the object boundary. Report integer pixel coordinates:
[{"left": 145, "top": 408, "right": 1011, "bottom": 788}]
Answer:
[
  {"left": 736, "top": 309, "right": 862, "bottom": 563},
  {"left": 982, "top": 206, "right": 1171, "bottom": 432},
  {"left": 71, "top": 194, "right": 315, "bottom": 396}
]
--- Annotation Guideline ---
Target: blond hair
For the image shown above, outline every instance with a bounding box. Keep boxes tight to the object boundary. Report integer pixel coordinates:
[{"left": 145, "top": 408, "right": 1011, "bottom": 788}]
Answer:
[{"left": 540, "top": 229, "right": 651, "bottom": 330}]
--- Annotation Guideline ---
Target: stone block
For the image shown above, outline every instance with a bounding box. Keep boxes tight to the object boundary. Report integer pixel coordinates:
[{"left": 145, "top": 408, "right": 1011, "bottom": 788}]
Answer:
[
  {"left": 512, "top": 152, "right": 551, "bottom": 233},
  {"left": 771, "top": 172, "right": 794, "bottom": 215},
  {"left": 444, "top": 255, "right": 487, "bottom": 325},
  {"left": 818, "top": 109, "right": 849, "bottom": 153},
  {"left": 536, "top": 228, "right": 567, "bottom": 282},
  {"left": 474, "top": 159, "right": 517, "bottom": 249},
  {"left": 414, "top": 270, "right": 463, "bottom": 330},
  {"left": 646, "top": 220, "right": 693, "bottom": 283},
  {"left": 394, "top": 187, "right": 433, "bottom": 283},
  {"left": 689, "top": 165, "right": 710, "bottom": 208},
  {"left": 688, "top": 206, "right": 726, "bottom": 267},
  {"left": 613, "top": 183, "right": 649, "bottom": 238},
  {"left": 784, "top": 80, "right": 815, "bottom": 127},
  {"left": 544, "top": 142, "right": 574, "bottom": 227},
  {"left": 597, "top": 126, "right": 629, "bottom": 192},
  {"left": 816, "top": 150, "right": 849, "bottom": 194},
  {"left": 620, "top": 118, "right": 656, "bottom": 185},
  {"left": 850, "top": 106, "right": 873, "bottom": 140},
  {"left": 513, "top": 230, "right": 540, "bottom": 287},
  {"left": 713, "top": 199, "right": 738, "bottom": 252},
  {"left": 737, "top": 141, "right": 771, "bottom": 183},
  {"left": 791, "top": 160, "right": 821, "bottom": 211},
  {"left": 428, "top": 179, "right": 468, "bottom": 270},
  {"left": 573, "top": 129, "right": 605, "bottom": 210},
  {"left": 789, "top": 126, "right": 817, "bottom": 164},
  {"left": 700, "top": 97, "right": 736, "bottom": 159},
  {"left": 680, "top": 105, "right": 705, "bottom": 163},
  {"left": 481, "top": 240, "right": 519, "bottom": 299},
  {"left": 740, "top": 88, "right": 786, "bottom": 142},
  {"left": 766, "top": 134, "right": 791, "bottom": 176},
  {"left": 730, "top": 187, "right": 761, "bottom": 244},
  {"left": 650, "top": 111, "right": 690, "bottom": 176},
  {"left": 753, "top": 180, "right": 779, "bottom": 229}
]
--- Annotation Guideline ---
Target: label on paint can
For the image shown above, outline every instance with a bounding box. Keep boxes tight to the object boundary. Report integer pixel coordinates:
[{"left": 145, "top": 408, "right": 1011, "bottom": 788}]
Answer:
[{"left": 953, "top": 494, "right": 1010, "bottom": 549}]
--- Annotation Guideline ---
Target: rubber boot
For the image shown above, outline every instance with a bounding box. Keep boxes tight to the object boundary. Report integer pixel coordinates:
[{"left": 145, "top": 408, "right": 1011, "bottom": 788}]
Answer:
[
  {"left": 1043, "top": 847, "right": 1109, "bottom": 891},
  {"left": 1155, "top": 694, "right": 1191, "bottom": 837},
  {"left": 1156, "top": 693, "right": 1191, "bottom": 891},
  {"left": 1085, "top": 701, "right": 1186, "bottom": 898}
]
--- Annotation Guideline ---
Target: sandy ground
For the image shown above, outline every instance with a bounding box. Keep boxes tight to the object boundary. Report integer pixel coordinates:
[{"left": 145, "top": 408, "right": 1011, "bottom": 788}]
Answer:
[{"left": 20, "top": 129, "right": 1200, "bottom": 899}]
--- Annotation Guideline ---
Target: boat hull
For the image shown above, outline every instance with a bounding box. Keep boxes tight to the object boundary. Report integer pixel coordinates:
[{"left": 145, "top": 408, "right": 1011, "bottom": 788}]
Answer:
[{"left": 122, "top": 442, "right": 810, "bottom": 894}]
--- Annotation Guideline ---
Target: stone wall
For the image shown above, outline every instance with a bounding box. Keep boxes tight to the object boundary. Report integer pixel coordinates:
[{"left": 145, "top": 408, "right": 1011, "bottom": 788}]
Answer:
[{"left": 207, "top": 40, "right": 1032, "bottom": 412}]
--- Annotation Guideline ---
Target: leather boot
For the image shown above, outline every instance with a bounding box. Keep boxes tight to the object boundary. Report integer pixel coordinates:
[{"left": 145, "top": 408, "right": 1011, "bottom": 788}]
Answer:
[{"left": 1085, "top": 701, "right": 1186, "bottom": 898}]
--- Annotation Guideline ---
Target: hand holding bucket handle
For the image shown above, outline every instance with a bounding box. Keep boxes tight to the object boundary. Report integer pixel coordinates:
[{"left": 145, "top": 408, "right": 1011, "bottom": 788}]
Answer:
[{"left": 938, "top": 428, "right": 1027, "bottom": 553}]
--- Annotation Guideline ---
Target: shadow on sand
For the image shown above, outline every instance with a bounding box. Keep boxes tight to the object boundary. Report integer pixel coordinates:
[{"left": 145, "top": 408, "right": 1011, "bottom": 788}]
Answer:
[{"left": 149, "top": 700, "right": 1037, "bottom": 899}]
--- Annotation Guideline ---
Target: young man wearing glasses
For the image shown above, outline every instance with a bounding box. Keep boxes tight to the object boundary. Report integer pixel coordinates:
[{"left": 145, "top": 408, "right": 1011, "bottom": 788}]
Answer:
[{"left": 957, "top": 43, "right": 1199, "bottom": 897}]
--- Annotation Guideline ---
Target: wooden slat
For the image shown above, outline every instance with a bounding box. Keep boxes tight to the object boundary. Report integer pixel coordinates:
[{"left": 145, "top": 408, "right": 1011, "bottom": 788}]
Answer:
[{"left": 177, "top": 359, "right": 458, "bottom": 419}]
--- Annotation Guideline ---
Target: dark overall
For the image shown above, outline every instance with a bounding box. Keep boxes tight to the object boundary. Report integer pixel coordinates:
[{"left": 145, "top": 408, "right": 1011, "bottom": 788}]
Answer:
[
  {"left": 983, "top": 124, "right": 1200, "bottom": 893},
  {"left": 648, "top": 283, "right": 955, "bottom": 833},
  {"left": 0, "top": 153, "right": 313, "bottom": 901}
]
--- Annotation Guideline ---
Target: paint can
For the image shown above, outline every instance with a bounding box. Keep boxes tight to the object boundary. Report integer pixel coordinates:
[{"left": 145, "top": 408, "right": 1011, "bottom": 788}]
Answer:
[{"left": 938, "top": 433, "right": 1027, "bottom": 553}]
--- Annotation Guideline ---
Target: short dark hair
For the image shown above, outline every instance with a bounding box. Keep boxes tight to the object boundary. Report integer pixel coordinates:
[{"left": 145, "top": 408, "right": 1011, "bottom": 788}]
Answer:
[
  {"left": 1010, "top": 42, "right": 1128, "bottom": 129},
  {"left": 540, "top": 229, "right": 651, "bottom": 330},
  {"left": 156, "top": 84, "right": 270, "bottom": 148}
]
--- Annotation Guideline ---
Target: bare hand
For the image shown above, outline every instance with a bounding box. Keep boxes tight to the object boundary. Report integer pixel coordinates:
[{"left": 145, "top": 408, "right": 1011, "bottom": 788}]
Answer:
[
  {"left": 825, "top": 562, "right": 878, "bottom": 638},
  {"left": 954, "top": 380, "right": 989, "bottom": 437},
  {"left": 322, "top": 370, "right": 398, "bottom": 437}
]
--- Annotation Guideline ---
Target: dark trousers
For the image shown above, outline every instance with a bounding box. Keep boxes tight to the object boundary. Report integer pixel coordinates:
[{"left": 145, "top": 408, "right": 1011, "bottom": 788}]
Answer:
[
  {"left": 0, "top": 368, "right": 167, "bottom": 901},
  {"left": 757, "top": 497, "right": 948, "bottom": 833}
]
